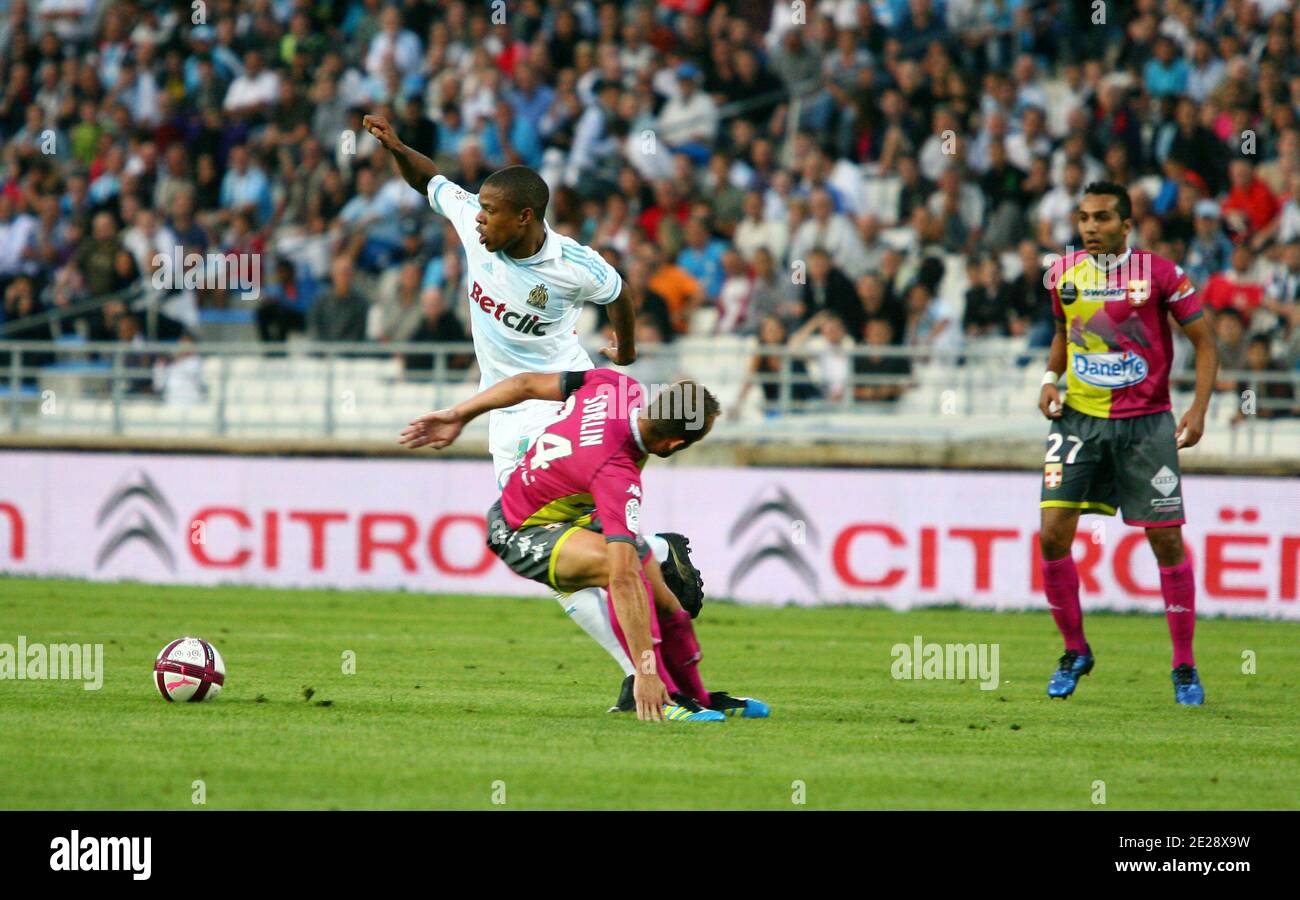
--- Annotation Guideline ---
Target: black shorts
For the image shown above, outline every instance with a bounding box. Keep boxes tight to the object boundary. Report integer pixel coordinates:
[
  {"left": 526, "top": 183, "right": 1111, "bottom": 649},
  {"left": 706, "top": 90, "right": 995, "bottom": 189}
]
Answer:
[
  {"left": 1039, "top": 406, "right": 1186, "bottom": 527},
  {"left": 486, "top": 499, "right": 650, "bottom": 591}
]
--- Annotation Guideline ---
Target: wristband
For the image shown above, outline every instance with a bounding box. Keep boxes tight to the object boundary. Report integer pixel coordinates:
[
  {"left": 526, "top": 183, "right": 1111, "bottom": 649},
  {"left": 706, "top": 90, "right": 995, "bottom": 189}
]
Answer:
[{"left": 1041, "top": 371, "right": 1060, "bottom": 387}]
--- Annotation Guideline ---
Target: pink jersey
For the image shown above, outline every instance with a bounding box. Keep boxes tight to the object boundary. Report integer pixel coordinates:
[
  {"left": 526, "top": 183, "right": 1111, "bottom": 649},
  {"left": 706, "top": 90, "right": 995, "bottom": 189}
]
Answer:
[
  {"left": 1050, "top": 247, "right": 1203, "bottom": 419},
  {"left": 499, "top": 368, "right": 648, "bottom": 546}
]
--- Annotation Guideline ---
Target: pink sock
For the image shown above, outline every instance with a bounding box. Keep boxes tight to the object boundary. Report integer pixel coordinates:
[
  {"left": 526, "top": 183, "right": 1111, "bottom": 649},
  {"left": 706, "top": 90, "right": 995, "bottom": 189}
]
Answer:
[
  {"left": 657, "top": 608, "right": 709, "bottom": 706},
  {"left": 1042, "top": 555, "right": 1088, "bottom": 654},
  {"left": 1160, "top": 559, "right": 1196, "bottom": 668},
  {"left": 605, "top": 577, "right": 681, "bottom": 696}
]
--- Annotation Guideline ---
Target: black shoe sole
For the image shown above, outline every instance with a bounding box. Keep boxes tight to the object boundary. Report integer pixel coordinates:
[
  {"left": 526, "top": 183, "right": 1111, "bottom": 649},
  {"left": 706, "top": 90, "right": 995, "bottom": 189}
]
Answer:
[{"left": 659, "top": 532, "right": 704, "bottom": 618}]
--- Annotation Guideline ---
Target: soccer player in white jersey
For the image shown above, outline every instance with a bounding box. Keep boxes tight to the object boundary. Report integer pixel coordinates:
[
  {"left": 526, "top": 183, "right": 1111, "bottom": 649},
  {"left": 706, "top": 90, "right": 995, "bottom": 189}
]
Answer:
[{"left": 363, "top": 114, "right": 705, "bottom": 710}]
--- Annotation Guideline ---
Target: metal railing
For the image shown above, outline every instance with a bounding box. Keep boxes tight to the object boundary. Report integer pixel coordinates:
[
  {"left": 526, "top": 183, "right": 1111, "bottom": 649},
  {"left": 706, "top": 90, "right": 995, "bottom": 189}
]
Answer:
[{"left": 0, "top": 339, "right": 1297, "bottom": 455}]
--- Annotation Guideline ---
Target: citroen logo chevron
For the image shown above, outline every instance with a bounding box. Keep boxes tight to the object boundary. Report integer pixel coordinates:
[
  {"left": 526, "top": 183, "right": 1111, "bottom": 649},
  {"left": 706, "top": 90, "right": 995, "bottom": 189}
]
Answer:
[
  {"left": 95, "top": 471, "right": 177, "bottom": 572},
  {"left": 727, "top": 485, "right": 820, "bottom": 595}
]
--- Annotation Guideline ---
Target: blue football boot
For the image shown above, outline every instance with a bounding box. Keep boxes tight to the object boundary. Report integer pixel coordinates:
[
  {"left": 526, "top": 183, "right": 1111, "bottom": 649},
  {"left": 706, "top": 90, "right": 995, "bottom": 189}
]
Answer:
[
  {"left": 708, "top": 691, "right": 770, "bottom": 718},
  {"left": 1047, "top": 645, "right": 1095, "bottom": 699},
  {"left": 1172, "top": 664, "right": 1205, "bottom": 705}
]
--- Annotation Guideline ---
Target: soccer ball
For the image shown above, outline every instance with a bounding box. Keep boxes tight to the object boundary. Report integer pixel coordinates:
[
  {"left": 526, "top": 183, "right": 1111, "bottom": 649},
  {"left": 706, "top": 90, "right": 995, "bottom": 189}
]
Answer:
[{"left": 153, "top": 637, "right": 225, "bottom": 702}]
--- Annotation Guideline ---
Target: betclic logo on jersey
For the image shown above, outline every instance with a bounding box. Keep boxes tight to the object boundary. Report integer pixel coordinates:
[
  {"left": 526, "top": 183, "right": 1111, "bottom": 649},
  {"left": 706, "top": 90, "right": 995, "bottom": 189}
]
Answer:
[{"left": 470, "top": 280, "right": 548, "bottom": 335}]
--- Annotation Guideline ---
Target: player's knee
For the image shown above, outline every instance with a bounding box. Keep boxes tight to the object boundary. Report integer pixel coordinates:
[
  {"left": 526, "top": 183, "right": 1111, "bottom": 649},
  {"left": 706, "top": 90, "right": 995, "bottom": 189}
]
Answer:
[
  {"left": 1038, "top": 528, "right": 1071, "bottom": 561},
  {"left": 1146, "top": 527, "right": 1185, "bottom": 566}
]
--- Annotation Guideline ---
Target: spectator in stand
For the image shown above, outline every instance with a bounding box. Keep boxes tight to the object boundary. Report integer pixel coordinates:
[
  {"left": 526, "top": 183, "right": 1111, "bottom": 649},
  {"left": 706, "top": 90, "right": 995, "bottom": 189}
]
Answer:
[
  {"left": 256, "top": 257, "right": 310, "bottom": 343},
  {"left": 734, "top": 314, "right": 822, "bottom": 417},
  {"left": 742, "top": 245, "right": 802, "bottom": 335},
  {"left": 640, "top": 241, "right": 704, "bottom": 335},
  {"left": 1203, "top": 244, "right": 1267, "bottom": 320},
  {"left": 734, "top": 189, "right": 789, "bottom": 265},
  {"left": 151, "top": 332, "right": 207, "bottom": 406},
  {"left": 368, "top": 260, "right": 424, "bottom": 344},
  {"left": 927, "top": 166, "right": 985, "bottom": 255},
  {"left": 0, "top": 193, "right": 39, "bottom": 289},
  {"left": 792, "top": 310, "right": 853, "bottom": 404},
  {"left": 1038, "top": 159, "right": 1085, "bottom": 251},
  {"left": 364, "top": 5, "right": 423, "bottom": 80},
  {"left": 676, "top": 217, "right": 728, "bottom": 305},
  {"left": 856, "top": 271, "right": 908, "bottom": 345},
  {"left": 219, "top": 143, "right": 273, "bottom": 227},
  {"left": 1183, "top": 200, "right": 1235, "bottom": 289},
  {"left": 1232, "top": 336, "right": 1297, "bottom": 422},
  {"left": 308, "top": 255, "right": 368, "bottom": 343},
  {"left": 1144, "top": 37, "right": 1189, "bottom": 98},
  {"left": 963, "top": 255, "right": 1012, "bottom": 337},
  {"left": 801, "top": 248, "right": 864, "bottom": 340},
  {"left": 854, "top": 318, "right": 911, "bottom": 403},
  {"left": 1222, "top": 159, "right": 1280, "bottom": 248},
  {"left": 1213, "top": 307, "right": 1249, "bottom": 391},
  {"left": 72, "top": 211, "right": 125, "bottom": 298},
  {"left": 223, "top": 49, "right": 280, "bottom": 117},
  {"left": 402, "top": 286, "right": 471, "bottom": 375},
  {"left": 656, "top": 63, "right": 718, "bottom": 165},
  {"left": 789, "top": 187, "right": 868, "bottom": 280},
  {"left": 1264, "top": 241, "right": 1300, "bottom": 328},
  {"left": 1275, "top": 171, "right": 1300, "bottom": 246},
  {"left": 904, "top": 280, "right": 959, "bottom": 358},
  {"left": 714, "top": 247, "right": 752, "bottom": 335}
]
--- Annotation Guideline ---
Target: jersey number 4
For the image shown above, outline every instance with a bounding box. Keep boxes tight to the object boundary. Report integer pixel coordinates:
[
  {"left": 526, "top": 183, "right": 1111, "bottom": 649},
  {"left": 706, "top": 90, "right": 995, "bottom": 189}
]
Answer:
[{"left": 529, "top": 433, "right": 574, "bottom": 469}]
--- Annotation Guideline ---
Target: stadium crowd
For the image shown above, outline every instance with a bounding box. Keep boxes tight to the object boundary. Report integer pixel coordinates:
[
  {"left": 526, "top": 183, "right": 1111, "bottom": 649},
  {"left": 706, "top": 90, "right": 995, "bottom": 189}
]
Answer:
[{"left": 0, "top": 0, "right": 1298, "bottom": 416}]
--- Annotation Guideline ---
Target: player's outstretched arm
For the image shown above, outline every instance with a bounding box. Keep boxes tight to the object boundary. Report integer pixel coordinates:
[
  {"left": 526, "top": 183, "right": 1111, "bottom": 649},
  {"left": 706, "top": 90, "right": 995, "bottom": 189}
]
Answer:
[
  {"left": 1175, "top": 315, "right": 1217, "bottom": 449},
  {"left": 398, "top": 373, "right": 565, "bottom": 450},
  {"left": 363, "top": 114, "right": 438, "bottom": 194},
  {"left": 606, "top": 540, "right": 671, "bottom": 721}
]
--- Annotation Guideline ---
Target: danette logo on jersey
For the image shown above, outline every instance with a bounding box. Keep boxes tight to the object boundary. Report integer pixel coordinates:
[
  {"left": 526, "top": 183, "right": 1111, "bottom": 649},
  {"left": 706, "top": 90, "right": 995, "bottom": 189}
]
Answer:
[
  {"left": 1073, "top": 350, "right": 1149, "bottom": 388},
  {"left": 470, "top": 280, "right": 548, "bottom": 336}
]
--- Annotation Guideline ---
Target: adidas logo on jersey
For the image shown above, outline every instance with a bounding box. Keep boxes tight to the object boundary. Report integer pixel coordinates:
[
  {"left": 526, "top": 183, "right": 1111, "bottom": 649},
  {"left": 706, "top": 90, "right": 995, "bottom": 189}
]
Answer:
[{"left": 471, "top": 280, "right": 548, "bottom": 336}]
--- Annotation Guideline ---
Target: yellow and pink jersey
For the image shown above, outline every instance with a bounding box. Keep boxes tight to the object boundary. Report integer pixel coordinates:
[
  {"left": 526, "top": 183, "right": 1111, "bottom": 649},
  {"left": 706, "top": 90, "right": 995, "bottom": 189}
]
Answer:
[{"left": 1050, "top": 247, "right": 1203, "bottom": 419}]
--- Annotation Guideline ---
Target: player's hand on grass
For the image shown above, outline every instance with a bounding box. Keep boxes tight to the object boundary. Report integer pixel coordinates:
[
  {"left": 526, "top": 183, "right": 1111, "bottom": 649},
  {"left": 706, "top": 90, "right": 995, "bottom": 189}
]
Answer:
[
  {"left": 362, "top": 114, "right": 402, "bottom": 151},
  {"left": 1176, "top": 407, "right": 1206, "bottom": 449},
  {"left": 599, "top": 339, "right": 636, "bottom": 366},
  {"left": 398, "top": 410, "right": 464, "bottom": 450},
  {"left": 634, "top": 672, "right": 671, "bottom": 722},
  {"left": 1038, "top": 384, "right": 1063, "bottom": 419}
]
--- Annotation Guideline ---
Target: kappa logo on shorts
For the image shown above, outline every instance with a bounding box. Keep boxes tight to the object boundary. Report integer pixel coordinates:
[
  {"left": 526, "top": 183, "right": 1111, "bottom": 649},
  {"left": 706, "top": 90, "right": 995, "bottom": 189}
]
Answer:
[
  {"left": 1044, "top": 463, "right": 1063, "bottom": 489},
  {"left": 1150, "top": 465, "right": 1179, "bottom": 497}
]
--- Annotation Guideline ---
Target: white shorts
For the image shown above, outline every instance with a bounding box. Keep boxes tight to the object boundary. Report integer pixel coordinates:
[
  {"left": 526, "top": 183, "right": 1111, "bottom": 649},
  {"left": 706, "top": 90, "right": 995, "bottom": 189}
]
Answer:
[{"left": 488, "top": 399, "right": 564, "bottom": 490}]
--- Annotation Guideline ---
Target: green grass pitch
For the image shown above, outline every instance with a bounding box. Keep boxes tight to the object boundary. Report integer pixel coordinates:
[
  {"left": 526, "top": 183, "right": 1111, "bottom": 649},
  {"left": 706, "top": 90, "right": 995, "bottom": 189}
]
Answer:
[{"left": 1, "top": 577, "right": 1297, "bottom": 810}]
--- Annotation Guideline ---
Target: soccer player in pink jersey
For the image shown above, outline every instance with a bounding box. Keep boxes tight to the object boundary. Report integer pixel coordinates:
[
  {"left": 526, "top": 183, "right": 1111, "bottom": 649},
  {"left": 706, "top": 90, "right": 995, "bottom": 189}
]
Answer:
[
  {"left": 399, "top": 367, "right": 769, "bottom": 723},
  {"left": 1037, "top": 182, "right": 1219, "bottom": 704}
]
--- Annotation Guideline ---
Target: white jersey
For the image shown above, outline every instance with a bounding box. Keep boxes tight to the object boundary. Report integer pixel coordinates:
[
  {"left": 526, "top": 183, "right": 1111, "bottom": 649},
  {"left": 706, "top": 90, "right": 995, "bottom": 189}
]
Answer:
[{"left": 425, "top": 174, "right": 622, "bottom": 403}]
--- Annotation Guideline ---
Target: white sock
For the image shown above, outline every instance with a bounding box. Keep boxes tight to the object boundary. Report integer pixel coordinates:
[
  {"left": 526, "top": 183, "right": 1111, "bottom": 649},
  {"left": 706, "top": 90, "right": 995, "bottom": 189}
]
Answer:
[
  {"left": 646, "top": 533, "right": 669, "bottom": 562},
  {"left": 558, "top": 587, "right": 635, "bottom": 677}
]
